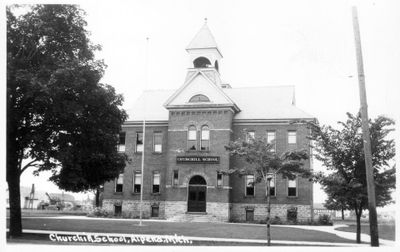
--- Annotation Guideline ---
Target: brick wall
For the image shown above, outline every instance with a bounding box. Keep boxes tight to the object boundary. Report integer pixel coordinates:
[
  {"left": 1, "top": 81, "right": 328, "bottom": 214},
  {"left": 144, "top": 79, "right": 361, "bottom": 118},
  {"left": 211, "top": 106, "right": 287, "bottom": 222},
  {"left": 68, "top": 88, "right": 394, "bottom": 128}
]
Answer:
[
  {"left": 164, "top": 109, "right": 233, "bottom": 202},
  {"left": 102, "top": 111, "right": 313, "bottom": 222},
  {"left": 229, "top": 123, "right": 312, "bottom": 206},
  {"left": 103, "top": 124, "right": 168, "bottom": 201}
]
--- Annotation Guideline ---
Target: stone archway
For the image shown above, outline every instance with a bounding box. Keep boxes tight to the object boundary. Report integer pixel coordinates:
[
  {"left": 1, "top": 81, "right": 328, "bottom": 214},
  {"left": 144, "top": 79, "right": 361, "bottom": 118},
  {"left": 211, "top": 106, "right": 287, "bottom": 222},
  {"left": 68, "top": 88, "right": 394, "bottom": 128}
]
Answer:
[{"left": 187, "top": 175, "right": 207, "bottom": 212}]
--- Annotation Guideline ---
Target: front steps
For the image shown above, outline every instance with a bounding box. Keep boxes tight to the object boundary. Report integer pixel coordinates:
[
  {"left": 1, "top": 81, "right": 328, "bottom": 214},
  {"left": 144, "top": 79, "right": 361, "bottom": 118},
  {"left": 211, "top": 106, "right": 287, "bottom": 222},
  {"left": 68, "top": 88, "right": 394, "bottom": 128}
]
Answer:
[{"left": 168, "top": 212, "right": 222, "bottom": 222}]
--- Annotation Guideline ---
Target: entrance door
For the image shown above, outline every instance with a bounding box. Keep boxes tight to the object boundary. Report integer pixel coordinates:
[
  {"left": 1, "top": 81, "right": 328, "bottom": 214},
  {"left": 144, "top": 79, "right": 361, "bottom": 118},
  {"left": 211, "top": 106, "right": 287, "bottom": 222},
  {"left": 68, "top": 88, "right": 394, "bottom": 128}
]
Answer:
[{"left": 187, "top": 175, "right": 207, "bottom": 212}]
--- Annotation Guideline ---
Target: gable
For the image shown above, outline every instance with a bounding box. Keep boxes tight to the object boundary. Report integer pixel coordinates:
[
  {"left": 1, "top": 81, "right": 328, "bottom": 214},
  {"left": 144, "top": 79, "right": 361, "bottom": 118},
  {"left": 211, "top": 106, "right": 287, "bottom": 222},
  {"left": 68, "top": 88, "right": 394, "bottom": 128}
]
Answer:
[{"left": 164, "top": 72, "right": 238, "bottom": 108}]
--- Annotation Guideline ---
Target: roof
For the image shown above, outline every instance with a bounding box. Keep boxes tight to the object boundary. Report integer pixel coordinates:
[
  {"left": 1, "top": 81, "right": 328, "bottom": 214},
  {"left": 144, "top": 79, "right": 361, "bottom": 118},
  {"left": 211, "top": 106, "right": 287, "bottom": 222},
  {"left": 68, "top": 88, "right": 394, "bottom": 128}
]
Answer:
[
  {"left": 186, "top": 22, "right": 219, "bottom": 50},
  {"left": 127, "top": 90, "right": 174, "bottom": 121},
  {"left": 224, "top": 86, "right": 314, "bottom": 120},
  {"left": 127, "top": 86, "right": 314, "bottom": 121}
]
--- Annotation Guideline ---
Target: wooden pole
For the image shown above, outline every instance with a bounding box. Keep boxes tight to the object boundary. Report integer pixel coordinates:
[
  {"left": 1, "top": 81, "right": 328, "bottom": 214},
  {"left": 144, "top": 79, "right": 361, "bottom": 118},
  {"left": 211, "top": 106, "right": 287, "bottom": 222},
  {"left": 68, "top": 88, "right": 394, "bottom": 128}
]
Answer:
[
  {"left": 266, "top": 178, "right": 271, "bottom": 246},
  {"left": 351, "top": 6, "right": 379, "bottom": 247}
]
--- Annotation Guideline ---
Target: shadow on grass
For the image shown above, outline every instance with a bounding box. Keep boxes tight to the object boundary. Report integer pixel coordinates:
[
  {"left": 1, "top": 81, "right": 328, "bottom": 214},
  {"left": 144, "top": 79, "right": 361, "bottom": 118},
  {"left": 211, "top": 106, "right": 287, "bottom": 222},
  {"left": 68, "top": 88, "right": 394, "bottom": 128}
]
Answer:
[{"left": 335, "top": 224, "right": 395, "bottom": 241}]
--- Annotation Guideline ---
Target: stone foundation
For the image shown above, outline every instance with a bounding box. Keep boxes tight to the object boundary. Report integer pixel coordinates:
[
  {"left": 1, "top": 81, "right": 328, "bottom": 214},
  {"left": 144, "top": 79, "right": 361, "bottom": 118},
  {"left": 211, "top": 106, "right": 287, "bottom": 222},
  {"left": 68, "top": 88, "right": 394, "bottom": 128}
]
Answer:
[
  {"left": 230, "top": 203, "right": 311, "bottom": 222},
  {"left": 102, "top": 200, "right": 311, "bottom": 223},
  {"left": 103, "top": 199, "right": 165, "bottom": 219},
  {"left": 165, "top": 201, "right": 229, "bottom": 222}
]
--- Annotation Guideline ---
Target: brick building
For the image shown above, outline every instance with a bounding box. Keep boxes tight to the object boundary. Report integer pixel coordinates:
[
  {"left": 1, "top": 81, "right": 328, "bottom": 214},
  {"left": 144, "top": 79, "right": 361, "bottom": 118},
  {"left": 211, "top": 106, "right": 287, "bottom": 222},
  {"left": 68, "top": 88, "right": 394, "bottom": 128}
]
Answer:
[{"left": 103, "top": 22, "right": 315, "bottom": 222}]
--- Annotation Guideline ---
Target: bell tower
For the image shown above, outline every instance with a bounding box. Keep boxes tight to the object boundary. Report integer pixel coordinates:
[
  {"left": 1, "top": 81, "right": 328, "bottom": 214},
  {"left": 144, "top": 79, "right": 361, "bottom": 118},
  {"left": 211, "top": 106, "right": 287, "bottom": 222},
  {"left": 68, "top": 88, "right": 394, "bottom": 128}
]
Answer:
[{"left": 185, "top": 19, "right": 222, "bottom": 86}]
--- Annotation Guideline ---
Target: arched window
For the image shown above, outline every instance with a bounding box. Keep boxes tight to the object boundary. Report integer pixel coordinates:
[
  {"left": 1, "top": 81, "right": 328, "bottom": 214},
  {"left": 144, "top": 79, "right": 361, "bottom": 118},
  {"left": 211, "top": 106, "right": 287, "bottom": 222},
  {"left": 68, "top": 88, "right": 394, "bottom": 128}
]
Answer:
[
  {"left": 200, "top": 125, "right": 210, "bottom": 151},
  {"left": 189, "top": 94, "right": 210, "bottom": 103},
  {"left": 188, "top": 125, "right": 197, "bottom": 150},
  {"left": 193, "top": 57, "right": 212, "bottom": 68}
]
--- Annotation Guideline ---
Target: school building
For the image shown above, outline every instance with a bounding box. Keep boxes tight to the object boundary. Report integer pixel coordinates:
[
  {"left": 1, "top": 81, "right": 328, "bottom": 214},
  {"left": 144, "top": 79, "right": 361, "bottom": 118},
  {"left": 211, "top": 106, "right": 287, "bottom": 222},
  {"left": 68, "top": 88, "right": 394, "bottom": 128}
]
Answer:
[{"left": 102, "top": 22, "right": 315, "bottom": 222}]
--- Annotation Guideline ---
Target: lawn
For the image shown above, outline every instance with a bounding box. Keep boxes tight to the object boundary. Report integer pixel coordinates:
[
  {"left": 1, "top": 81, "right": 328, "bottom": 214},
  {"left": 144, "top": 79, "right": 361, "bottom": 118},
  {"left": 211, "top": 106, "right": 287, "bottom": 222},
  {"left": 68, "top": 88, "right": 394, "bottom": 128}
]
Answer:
[
  {"left": 6, "top": 217, "right": 356, "bottom": 245},
  {"left": 335, "top": 224, "right": 395, "bottom": 241}
]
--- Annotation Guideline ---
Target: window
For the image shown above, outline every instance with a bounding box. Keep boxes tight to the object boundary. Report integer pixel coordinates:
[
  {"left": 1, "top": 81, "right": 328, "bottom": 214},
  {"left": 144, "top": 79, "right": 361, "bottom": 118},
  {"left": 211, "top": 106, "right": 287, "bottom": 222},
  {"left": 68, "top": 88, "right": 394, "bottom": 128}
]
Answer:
[
  {"left": 246, "top": 209, "right": 254, "bottom": 222},
  {"left": 189, "top": 94, "right": 210, "bottom": 103},
  {"left": 173, "top": 170, "right": 179, "bottom": 186},
  {"left": 217, "top": 172, "right": 223, "bottom": 187},
  {"left": 151, "top": 205, "right": 159, "bottom": 217},
  {"left": 246, "top": 131, "right": 255, "bottom": 143},
  {"left": 136, "top": 132, "right": 143, "bottom": 152},
  {"left": 152, "top": 172, "right": 160, "bottom": 194},
  {"left": 115, "top": 174, "right": 123, "bottom": 193},
  {"left": 288, "top": 178, "right": 297, "bottom": 197},
  {"left": 200, "top": 125, "right": 210, "bottom": 151},
  {"left": 266, "top": 131, "right": 276, "bottom": 152},
  {"left": 153, "top": 132, "right": 162, "bottom": 153},
  {"left": 245, "top": 175, "right": 255, "bottom": 196},
  {"left": 268, "top": 175, "right": 276, "bottom": 197},
  {"left": 114, "top": 205, "right": 122, "bottom": 216},
  {"left": 288, "top": 131, "right": 297, "bottom": 149},
  {"left": 187, "top": 125, "right": 197, "bottom": 150},
  {"left": 133, "top": 171, "right": 142, "bottom": 193},
  {"left": 118, "top": 132, "right": 126, "bottom": 152}
]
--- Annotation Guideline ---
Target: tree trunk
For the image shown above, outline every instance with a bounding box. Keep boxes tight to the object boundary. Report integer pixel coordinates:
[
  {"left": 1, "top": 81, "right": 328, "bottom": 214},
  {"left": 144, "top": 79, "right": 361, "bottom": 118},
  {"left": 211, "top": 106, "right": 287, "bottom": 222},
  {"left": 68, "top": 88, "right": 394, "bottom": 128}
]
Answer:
[
  {"left": 95, "top": 187, "right": 100, "bottom": 207},
  {"left": 266, "top": 180, "right": 271, "bottom": 246},
  {"left": 341, "top": 208, "right": 344, "bottom": 220},
  {"left": 7, "top": 129, "right": 23, "bottom": 238},
  {"left": 355, "top": 210, "right": 362, "bottom": 243},
  {"left": 7, "top": 173, "right": 22, "bottom": 237}
]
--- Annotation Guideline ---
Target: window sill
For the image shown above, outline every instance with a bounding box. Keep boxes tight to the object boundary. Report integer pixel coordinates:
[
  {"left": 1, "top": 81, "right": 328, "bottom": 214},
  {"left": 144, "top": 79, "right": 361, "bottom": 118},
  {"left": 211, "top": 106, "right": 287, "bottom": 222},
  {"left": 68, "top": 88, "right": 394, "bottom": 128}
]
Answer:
[
  {"left": 131, "top": 192, "right": 141, "bottom": 195},
  {"left": 287, "top": 196, "right": 298, "bottom": 198},
  {"left": 113, "top": 192, "right": 123, "bottom": 195},
  {"left": 244, "top": 195, "right": 255, "bottom": 198},
  {"left": 151, "top": 193, "right": 161, "bottom": 196},
  {"left": 185, "top": 150, "right": 210, "bottom": 153},
  {"left": 152, "top": 152, "right": 163, "bottom": 155}
]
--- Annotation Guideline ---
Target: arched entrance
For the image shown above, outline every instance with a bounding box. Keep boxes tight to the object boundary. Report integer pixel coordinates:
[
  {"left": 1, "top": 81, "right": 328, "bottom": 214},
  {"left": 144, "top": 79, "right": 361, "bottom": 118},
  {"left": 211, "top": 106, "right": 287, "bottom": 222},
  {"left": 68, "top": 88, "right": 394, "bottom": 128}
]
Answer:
[{"left": 187, "top": 175, "right": 207, "bottom": 212}]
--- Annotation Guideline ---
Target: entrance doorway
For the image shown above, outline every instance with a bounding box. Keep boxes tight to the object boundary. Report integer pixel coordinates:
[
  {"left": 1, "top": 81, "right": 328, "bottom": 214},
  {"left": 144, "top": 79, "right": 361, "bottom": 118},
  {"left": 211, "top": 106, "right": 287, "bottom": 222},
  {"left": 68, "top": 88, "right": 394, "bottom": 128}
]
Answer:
[{"left": 187, "top": 175, "right": 207, "bottom": 212}]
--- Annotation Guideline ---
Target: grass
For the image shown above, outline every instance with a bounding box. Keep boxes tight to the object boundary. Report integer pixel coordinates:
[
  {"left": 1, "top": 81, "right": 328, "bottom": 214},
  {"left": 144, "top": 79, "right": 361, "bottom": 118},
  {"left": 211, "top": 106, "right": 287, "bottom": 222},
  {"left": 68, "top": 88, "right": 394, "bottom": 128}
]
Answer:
[
  {"left": 6, "top": 217, "right": 356, "bottom": 245},
  {"left": 6, "top": 209, "right": 87, "bottom": 217},
  {"left": 335, "top": 224, "right": 395, "bottom": 241}
]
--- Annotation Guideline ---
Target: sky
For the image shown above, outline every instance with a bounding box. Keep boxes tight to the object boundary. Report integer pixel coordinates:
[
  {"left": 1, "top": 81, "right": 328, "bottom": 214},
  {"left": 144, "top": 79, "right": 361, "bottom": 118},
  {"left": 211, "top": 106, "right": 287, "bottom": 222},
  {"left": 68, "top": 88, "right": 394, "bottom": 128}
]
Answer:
[{"left": 3, "top": 0, "right": 399, "bottom": 205}]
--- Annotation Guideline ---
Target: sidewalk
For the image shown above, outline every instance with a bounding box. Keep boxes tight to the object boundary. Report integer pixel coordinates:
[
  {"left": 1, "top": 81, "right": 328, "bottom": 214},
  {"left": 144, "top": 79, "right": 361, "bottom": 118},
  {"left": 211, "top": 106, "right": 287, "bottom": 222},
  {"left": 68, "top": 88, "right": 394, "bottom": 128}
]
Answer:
[{"left": 278, "top": 224, "right": 396, "bottom": 246}]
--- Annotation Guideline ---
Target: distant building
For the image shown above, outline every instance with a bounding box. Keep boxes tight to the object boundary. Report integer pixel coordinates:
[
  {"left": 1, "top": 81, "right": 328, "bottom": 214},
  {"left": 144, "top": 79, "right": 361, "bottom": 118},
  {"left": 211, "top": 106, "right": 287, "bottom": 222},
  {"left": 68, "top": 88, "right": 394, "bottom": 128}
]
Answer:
[{"left": 103, "top": 22, "right": 315, "bottom": 222}]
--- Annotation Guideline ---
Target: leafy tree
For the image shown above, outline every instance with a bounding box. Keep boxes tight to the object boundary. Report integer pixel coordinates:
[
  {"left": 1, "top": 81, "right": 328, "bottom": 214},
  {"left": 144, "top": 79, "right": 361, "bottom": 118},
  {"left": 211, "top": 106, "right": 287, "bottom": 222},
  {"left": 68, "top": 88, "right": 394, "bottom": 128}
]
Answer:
[
  {"left": 309, "top": 113, "right": 395, "bottom": 243},
  {"left": 7, "top": 4, "right": 127, "bottom": 237},
  {"left": 323, "top": 193, "right": 347, "bottom": 220},
  {"left": 225, "top": 130, "right": 310, "bottom": 246}
]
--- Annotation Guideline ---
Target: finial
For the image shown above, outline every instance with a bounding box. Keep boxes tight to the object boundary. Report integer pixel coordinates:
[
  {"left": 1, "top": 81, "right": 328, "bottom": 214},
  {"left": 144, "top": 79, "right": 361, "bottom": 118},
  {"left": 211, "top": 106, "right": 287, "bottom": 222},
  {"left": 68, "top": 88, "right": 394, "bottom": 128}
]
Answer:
[{"left": 204, "top": 17, "right": 208, "bottom": 24}]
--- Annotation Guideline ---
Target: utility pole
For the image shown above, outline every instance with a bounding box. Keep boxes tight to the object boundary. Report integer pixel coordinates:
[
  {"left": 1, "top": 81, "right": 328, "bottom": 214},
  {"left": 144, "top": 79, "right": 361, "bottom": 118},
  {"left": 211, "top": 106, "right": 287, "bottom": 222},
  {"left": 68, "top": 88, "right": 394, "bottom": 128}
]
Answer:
[{"left": 351, "top": 6, "right": 379, "bottom": 247}]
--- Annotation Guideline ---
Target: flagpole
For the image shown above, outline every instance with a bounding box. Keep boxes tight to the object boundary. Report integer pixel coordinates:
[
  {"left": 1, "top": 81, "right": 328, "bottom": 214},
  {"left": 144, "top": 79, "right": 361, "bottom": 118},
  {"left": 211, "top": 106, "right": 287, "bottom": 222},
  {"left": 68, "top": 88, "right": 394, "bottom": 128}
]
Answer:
[{"left": 139, "top": 37, "right": 149, "bottom": 226}]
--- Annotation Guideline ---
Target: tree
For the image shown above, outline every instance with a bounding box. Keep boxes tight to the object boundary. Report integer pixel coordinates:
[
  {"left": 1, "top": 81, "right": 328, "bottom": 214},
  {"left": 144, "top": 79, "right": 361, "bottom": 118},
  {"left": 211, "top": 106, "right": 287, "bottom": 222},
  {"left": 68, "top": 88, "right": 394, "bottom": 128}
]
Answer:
[
  {"left": 309, "top": 113, "right": 395, "bottom": 243},
  {"left": 324, "top": 193, "right": 347, "bottom": 220},
  {"left": 225, "top": 130, "right": 310, "bottom": 246},
  {"left": 7, "top": 5, "right": 127, "bottom": 237}
]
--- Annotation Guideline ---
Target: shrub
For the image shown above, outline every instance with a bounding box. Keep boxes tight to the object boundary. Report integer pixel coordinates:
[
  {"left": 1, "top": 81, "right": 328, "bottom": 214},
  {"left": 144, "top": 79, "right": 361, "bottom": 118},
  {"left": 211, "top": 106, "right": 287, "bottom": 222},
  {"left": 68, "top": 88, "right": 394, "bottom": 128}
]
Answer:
[
  {"left": 318, "top": 214, "right": 333, "bottom": 225},
  {"left": 270, "top": 216, "right": 282, "bottom": 225},
  {"left": 87, "top": 207, "right": 108, "bottom": 217}
]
